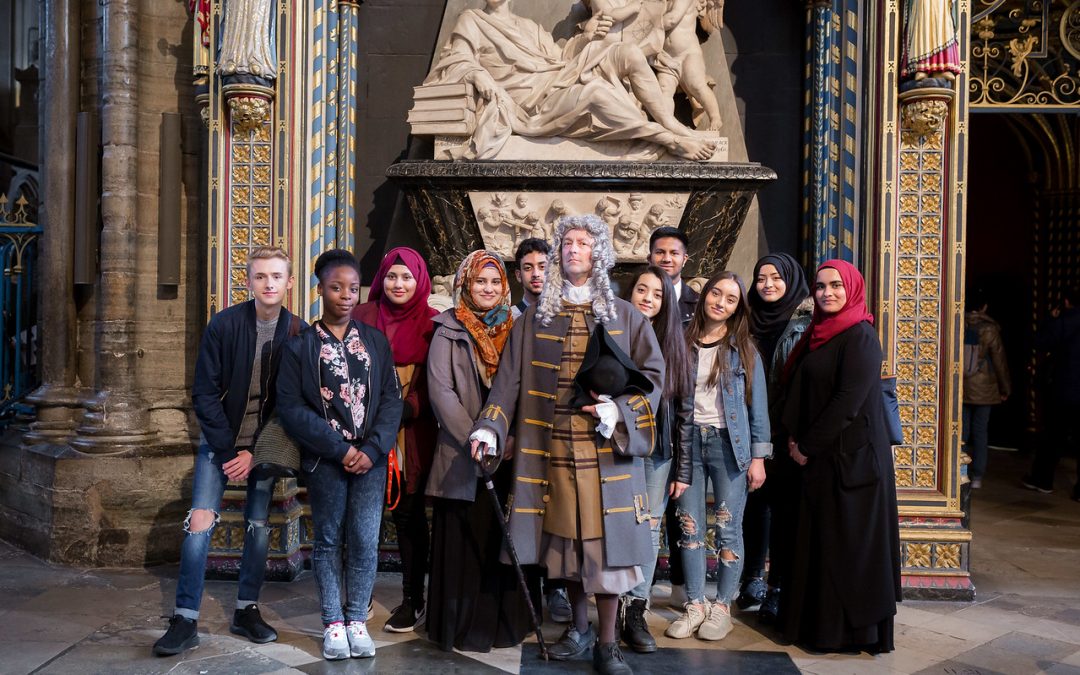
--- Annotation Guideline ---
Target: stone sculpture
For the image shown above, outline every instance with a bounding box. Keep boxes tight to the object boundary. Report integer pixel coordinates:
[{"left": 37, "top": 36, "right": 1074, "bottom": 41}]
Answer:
[
  {"left": 419, "top": 0, "right": 718, "bottom": 161},
  {"left": 901, "top": 0, "right": 961, "bottom": 82},
  {"left": 657, "top": 0, "right": 724, "bottom": 130}
]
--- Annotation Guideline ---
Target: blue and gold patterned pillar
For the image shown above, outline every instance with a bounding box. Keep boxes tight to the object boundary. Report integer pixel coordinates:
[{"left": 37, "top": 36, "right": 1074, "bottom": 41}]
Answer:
[{"left": 802, "top": 0, "right": 860, "bottom": 266}]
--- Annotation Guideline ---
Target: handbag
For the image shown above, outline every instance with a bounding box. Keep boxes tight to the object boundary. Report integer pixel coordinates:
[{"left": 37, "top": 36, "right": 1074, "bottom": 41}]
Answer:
[
  {"left": 251, "top": 416, "right": 301, "bottom": 479},
  {"left": 881, "top": 375, "right": 903, "bottom": 446}
]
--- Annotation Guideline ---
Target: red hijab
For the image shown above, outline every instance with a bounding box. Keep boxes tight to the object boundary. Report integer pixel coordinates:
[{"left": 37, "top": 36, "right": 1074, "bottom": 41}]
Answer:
[
  {"left": 353, "top": 247, "right": 437, "bottom": 366},
  {"left": 783, "top": 260, "right": 874, "bottom": 380},
  {"left": 808, "top": 259, "right": 874, "bottom": 350}
]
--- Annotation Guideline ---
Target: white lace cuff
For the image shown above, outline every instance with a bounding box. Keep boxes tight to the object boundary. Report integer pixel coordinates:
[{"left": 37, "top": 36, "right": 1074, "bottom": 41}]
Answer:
[
  {"left": 469, "top": 429, "right": 498, "bottom": 455},
  {"left": 594, "top": 394, "right": 620, "bottom": 439}
]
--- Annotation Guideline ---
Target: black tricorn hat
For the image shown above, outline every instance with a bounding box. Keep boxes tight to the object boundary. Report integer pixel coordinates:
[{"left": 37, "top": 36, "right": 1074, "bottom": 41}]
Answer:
[{"left": 571, "top": 324, "right": 654, "bottom": 407}]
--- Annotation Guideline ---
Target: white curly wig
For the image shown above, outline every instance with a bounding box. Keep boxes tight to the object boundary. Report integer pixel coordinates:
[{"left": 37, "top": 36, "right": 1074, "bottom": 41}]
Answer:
[{"left": 534, "top": 214, "right": 618, "bottom": 327}]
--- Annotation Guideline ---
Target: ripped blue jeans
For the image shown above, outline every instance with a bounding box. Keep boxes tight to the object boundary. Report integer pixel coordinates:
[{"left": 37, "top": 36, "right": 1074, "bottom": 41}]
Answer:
[
  {"left": 174, "top": 443, "right": 276, "bottom": 620},
  {"left": 674, "top": 426, "right": 747, "bottom": 607}
]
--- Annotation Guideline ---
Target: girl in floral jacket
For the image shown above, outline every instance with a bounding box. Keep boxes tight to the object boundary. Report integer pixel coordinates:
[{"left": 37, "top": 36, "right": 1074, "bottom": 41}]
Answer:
[{"left": 277, "top": 249, "right": 402, "bottom": 661}]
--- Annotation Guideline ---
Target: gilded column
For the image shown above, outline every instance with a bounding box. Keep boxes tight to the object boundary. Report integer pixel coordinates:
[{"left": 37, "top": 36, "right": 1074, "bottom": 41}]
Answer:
[
  {"left": 802, "top": 0, "right": 860, "bottom": 266},
  {"left": 879, "top": 0, "right": 973, "bottom": 598},
  {"left": 336, "top": 0, "right": 360, "bottom": 251},
  {"left": 70, "top": 0, "right": 158, "bottom": 453},
  {"left": 24, "top": 0, "right": 82, "bottom": 443}
]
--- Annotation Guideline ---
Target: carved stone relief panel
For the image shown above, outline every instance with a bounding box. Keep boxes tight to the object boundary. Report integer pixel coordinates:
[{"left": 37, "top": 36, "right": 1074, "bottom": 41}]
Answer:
[{"left": 466, "top": 191, "right": 688, "bottom": 260}]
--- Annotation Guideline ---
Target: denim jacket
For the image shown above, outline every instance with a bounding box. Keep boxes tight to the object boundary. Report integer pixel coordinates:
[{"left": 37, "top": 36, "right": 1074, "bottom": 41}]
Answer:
[{"left": 681, "top": 337, "right": 772, "bottom": 471}]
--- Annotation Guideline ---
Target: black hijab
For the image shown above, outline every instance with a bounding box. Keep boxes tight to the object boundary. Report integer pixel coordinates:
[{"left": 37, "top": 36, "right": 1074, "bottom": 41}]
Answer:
[{"left": 748, "top": 253, "right": 810, "bottom": 366}]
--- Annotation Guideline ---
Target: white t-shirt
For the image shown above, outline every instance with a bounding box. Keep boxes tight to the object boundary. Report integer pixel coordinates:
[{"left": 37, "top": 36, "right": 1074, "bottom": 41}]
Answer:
[{"left": 693, "top": 340, "right": 726, "bottom": 429}]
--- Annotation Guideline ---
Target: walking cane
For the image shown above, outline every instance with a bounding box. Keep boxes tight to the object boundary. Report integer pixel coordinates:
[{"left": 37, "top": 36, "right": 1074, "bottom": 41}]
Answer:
[{"left": 477, "top": 455, "right": 550, "bottom": 660}]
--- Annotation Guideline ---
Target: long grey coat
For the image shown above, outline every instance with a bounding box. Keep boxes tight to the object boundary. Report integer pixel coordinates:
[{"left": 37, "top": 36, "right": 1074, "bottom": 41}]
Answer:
[
  {"left": 472, "top": 297, "right": 664, "bottom": 569},
  {"left": 424, "top": 310, "right": 488, "bottom": 502}
]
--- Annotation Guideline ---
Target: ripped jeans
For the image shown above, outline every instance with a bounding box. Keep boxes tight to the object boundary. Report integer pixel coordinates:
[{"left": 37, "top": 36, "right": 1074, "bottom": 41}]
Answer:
[
  {"left": 174, "top": 443, "right": 276, "bottom": 620},
  {"left": 675, "top": 426, "right": 747, "bottom": 607}
]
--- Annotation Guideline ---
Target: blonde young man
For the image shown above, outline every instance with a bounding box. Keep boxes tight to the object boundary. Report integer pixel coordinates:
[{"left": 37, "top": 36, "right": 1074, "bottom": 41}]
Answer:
[{"left": 154, "top": 247, "right": 303, "bottom": 657}]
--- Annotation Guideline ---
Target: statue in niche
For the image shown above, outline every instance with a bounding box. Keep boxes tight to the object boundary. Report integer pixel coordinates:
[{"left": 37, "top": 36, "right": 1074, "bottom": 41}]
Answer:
[
  {"left": 218, "top": 0, "right": 278, "bottom": 80},
  {"left": 900, "top": 0, "right": 961, "bottom": 82},
  {"left": 656, "top": 0, "right": 724, "bottom": 130},
  {"left": 422, "top": 0, "right": 717, "bottom": 160}
]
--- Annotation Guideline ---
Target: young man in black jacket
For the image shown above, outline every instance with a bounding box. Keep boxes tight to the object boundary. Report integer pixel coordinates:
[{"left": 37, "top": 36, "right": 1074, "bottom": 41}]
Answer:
[
  {"left": 154, "top": 246, "right": 303, "bottom": 657},
  {"left": 647, "top": 227, "right": 698, "bottom": 325}
]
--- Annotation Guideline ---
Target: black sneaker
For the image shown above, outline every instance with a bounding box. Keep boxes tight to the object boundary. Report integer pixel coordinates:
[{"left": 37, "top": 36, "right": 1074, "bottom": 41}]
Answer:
[
  {"left": 230, "top": 603, "right": 278, "bottom": 644},
  {"left": 549, "top": 622, "right": 596, "bottom": 661},
  {"left": 758, "top": 588, "right": 780, "bottom": 625},
  {"left": 618, "top": 596, "right": 655, "bottom": 654},
  {"left": 736, "top": 577, "right": 768, "bottom": 610},
  {"left": 384, "top": 600, "right": 425, "bottom": 633},
  {"left": 153, "top": 615, "right": 199, "bottom": 656},
  {"left": 593, "top": 640, "right": 633, "bottom": 675}
]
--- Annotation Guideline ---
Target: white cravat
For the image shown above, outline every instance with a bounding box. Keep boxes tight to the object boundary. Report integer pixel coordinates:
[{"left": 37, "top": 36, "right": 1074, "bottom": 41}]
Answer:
[{"left": 562, "top": 280, "right": 593, "bottom": 304}]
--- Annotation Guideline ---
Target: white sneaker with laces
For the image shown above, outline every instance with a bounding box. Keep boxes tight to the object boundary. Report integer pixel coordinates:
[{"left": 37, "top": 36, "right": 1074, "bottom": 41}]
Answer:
[
  {"left": 346, "top": 621, "right": 375, "bottom": 658},
  {"left": 665, "top": 601, "right": 707, "bottom": 639},
  {"left": 322, "top": 623, "right": 349, "bottom": 660},
  {"left": 697, "top": 602, "right": 734, "bottom": 641}
]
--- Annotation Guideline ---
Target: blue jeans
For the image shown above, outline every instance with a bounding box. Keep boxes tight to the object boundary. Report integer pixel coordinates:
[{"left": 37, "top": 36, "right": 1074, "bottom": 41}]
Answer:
[
  {"left": 962, "top": 404, "right": 991, "bottom": 480},
  {"left": 627, "top": 454, "right": 673, "bottom": 602},
  {"left": 675, "top": 426, "right": 747, "bottom": 606},
  {"left": 174, "top": 444, "right": 276, "bottom": 620},
  {"left": 307, "top": 458, "right": 387, "bottom": 625}
]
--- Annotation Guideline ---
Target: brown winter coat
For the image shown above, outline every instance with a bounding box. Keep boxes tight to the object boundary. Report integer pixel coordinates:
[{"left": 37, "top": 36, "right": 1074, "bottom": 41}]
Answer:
[
  {"left": 425, "top": 310, "right": 492, "bottom": 502},
  {"left": 963, "top": 311, "right": 1011, "bottom": 405},
  {"left": 471, "top": 298, "right": 664, "bottom": 569}
]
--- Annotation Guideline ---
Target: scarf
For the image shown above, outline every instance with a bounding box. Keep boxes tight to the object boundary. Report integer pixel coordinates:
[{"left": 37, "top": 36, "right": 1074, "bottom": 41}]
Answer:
[
  {"left": 748, "top": 253, "right": 810, "bottom": 364},
  {"left": 783, "top": 259, "right": 874, "bottom": 382},
  {"left": 354, "top": 247, "right": 437, "bottom": 366},
  {"left": 453, "top": 250, "right": 513, "bottom": 384}
]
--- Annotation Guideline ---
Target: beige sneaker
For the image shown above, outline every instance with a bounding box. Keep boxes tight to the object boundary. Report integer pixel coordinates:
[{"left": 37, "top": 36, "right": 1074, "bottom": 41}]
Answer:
[
  {"left": 696, "top": 602, "right": 733, "bottom": 641},
  {"left": 664, "top": 601, "right": 707, "bottom": 639}
]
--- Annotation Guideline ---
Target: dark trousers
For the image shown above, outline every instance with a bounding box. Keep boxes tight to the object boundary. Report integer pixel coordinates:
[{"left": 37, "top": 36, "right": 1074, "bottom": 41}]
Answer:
[
  {"left": 741, "top": 482, "right": 771, "bottom": 580},
  {"left": 1030, "top": 400, "right": 1080, "bottom": 493},
  {"left": 663, "top": 499, "right": 685, "bottom": 586},
  {"left": 391, "top": 484, "right": 430, "bottom": 608}
]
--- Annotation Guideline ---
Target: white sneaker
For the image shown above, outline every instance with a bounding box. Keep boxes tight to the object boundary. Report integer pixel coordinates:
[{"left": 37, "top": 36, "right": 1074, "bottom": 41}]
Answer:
[
  {"left": 697, "top": 602, "right": 733, "bottom": 641},
  {"left": 664, "top": 602, "right": 707, "bottom": 639},
  {"left": 322, "top": 623, "right": 349, "bottom": 660},
  {"left": 668, "top": 584, "right": 688, "bottom": 609},
  {"left": 346, "top": 621, "right": 375, "bottom": 658}
]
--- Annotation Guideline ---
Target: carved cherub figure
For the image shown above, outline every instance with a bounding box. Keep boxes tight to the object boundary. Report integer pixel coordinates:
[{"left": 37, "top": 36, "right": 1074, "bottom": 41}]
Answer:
[
  {"left": 656, "top": 0, "right": 724, "bottom": 131},
  {"left": 596, "top": 196, "right": 624, "bottom": 228},
  {"left": 613, "top": 213, "right": 641, "bottom": 255}
]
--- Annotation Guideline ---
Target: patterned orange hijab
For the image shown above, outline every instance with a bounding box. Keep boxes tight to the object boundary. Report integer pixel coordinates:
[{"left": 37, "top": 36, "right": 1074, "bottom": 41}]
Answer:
[{"left": 453, "top": 251, "right": 513, "bottom": 385}]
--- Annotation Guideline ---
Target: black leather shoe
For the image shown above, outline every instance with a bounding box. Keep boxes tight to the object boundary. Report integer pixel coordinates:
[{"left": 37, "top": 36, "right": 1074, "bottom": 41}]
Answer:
[
  {"left": 153, "top": 615, "right": 199, "bottom": 656},
  {"left": 230, "top": 604, "right": 278, "bottom": 643},
  {"left": 619, "top": 597, "right": 655, "bottom": 654},
  {"left": 549, "top": 622, "right": 597, "bottom": 660},
  {"left": 593, "top": 640, "right": 633, "bottom": 674},
  {"left": 758, "top": 588, "right": 780, "bottom": 625}
]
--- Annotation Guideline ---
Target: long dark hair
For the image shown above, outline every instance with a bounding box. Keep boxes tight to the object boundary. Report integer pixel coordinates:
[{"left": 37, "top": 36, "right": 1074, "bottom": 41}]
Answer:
[
  {"left": 685, "top": 271, "right": 758, "bottom": 406},
  {"left": 625, "top": 266, "right": 691, "bottom": 400}
]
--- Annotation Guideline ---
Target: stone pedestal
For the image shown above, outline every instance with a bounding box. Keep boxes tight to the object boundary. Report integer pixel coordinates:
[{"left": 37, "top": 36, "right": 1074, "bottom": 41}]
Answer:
[{"left": 386, "top": 160, "right": 776, "bottom": 278}]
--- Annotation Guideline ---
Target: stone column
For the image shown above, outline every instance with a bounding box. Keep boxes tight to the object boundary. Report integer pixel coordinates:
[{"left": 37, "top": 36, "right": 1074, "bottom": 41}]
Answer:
[
  {"left": 70, "top": 0, "right": 158, "bottom": 453},
  {"left": 23, "top": 0, "right": 82, "bottom": 444}
]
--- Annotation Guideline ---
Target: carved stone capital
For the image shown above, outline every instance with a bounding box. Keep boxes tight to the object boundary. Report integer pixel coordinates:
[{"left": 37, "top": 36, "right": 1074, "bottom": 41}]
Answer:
[
  {"left": 222, "top": 83, "right": 275, "bottom": 136},
  {"left": 899, "top": 90, "right": 952, "bottom": 145}
]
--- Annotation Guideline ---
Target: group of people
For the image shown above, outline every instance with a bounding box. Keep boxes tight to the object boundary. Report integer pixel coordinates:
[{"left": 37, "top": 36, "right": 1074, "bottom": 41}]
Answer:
[{"left": 153, "top": 217, "right": 901, "bottom": 674}]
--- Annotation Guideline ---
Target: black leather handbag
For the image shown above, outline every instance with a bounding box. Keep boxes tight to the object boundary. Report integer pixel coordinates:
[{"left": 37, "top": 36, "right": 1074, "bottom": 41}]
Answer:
[{"left": 251, "top": 416, "right": 301, "bottom": 479}]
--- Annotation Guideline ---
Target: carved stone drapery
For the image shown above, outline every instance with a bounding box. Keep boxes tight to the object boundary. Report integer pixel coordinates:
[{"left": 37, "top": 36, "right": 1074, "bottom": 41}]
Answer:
[{"left": 218, "top": 0, "right": 278, "bottom": 79}]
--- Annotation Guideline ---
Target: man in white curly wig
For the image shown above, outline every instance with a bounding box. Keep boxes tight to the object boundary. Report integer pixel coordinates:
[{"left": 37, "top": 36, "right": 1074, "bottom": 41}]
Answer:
[{"left": 469, "top": 215, "right": 664, "bottom": 674}]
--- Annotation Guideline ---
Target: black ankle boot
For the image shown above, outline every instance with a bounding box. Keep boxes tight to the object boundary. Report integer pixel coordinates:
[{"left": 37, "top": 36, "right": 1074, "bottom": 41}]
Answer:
[
  {"left": 619, "top": 597, "right": 656, "bottom": 654},
  {"left": 153, "top": 615, "right": 199, "bottom": 656},
  {"left": 230, "top": 604, "right": 278, "bottom": 643},
  {"left": 593, "top": 640, "right": 633, "bottom": 674}
]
